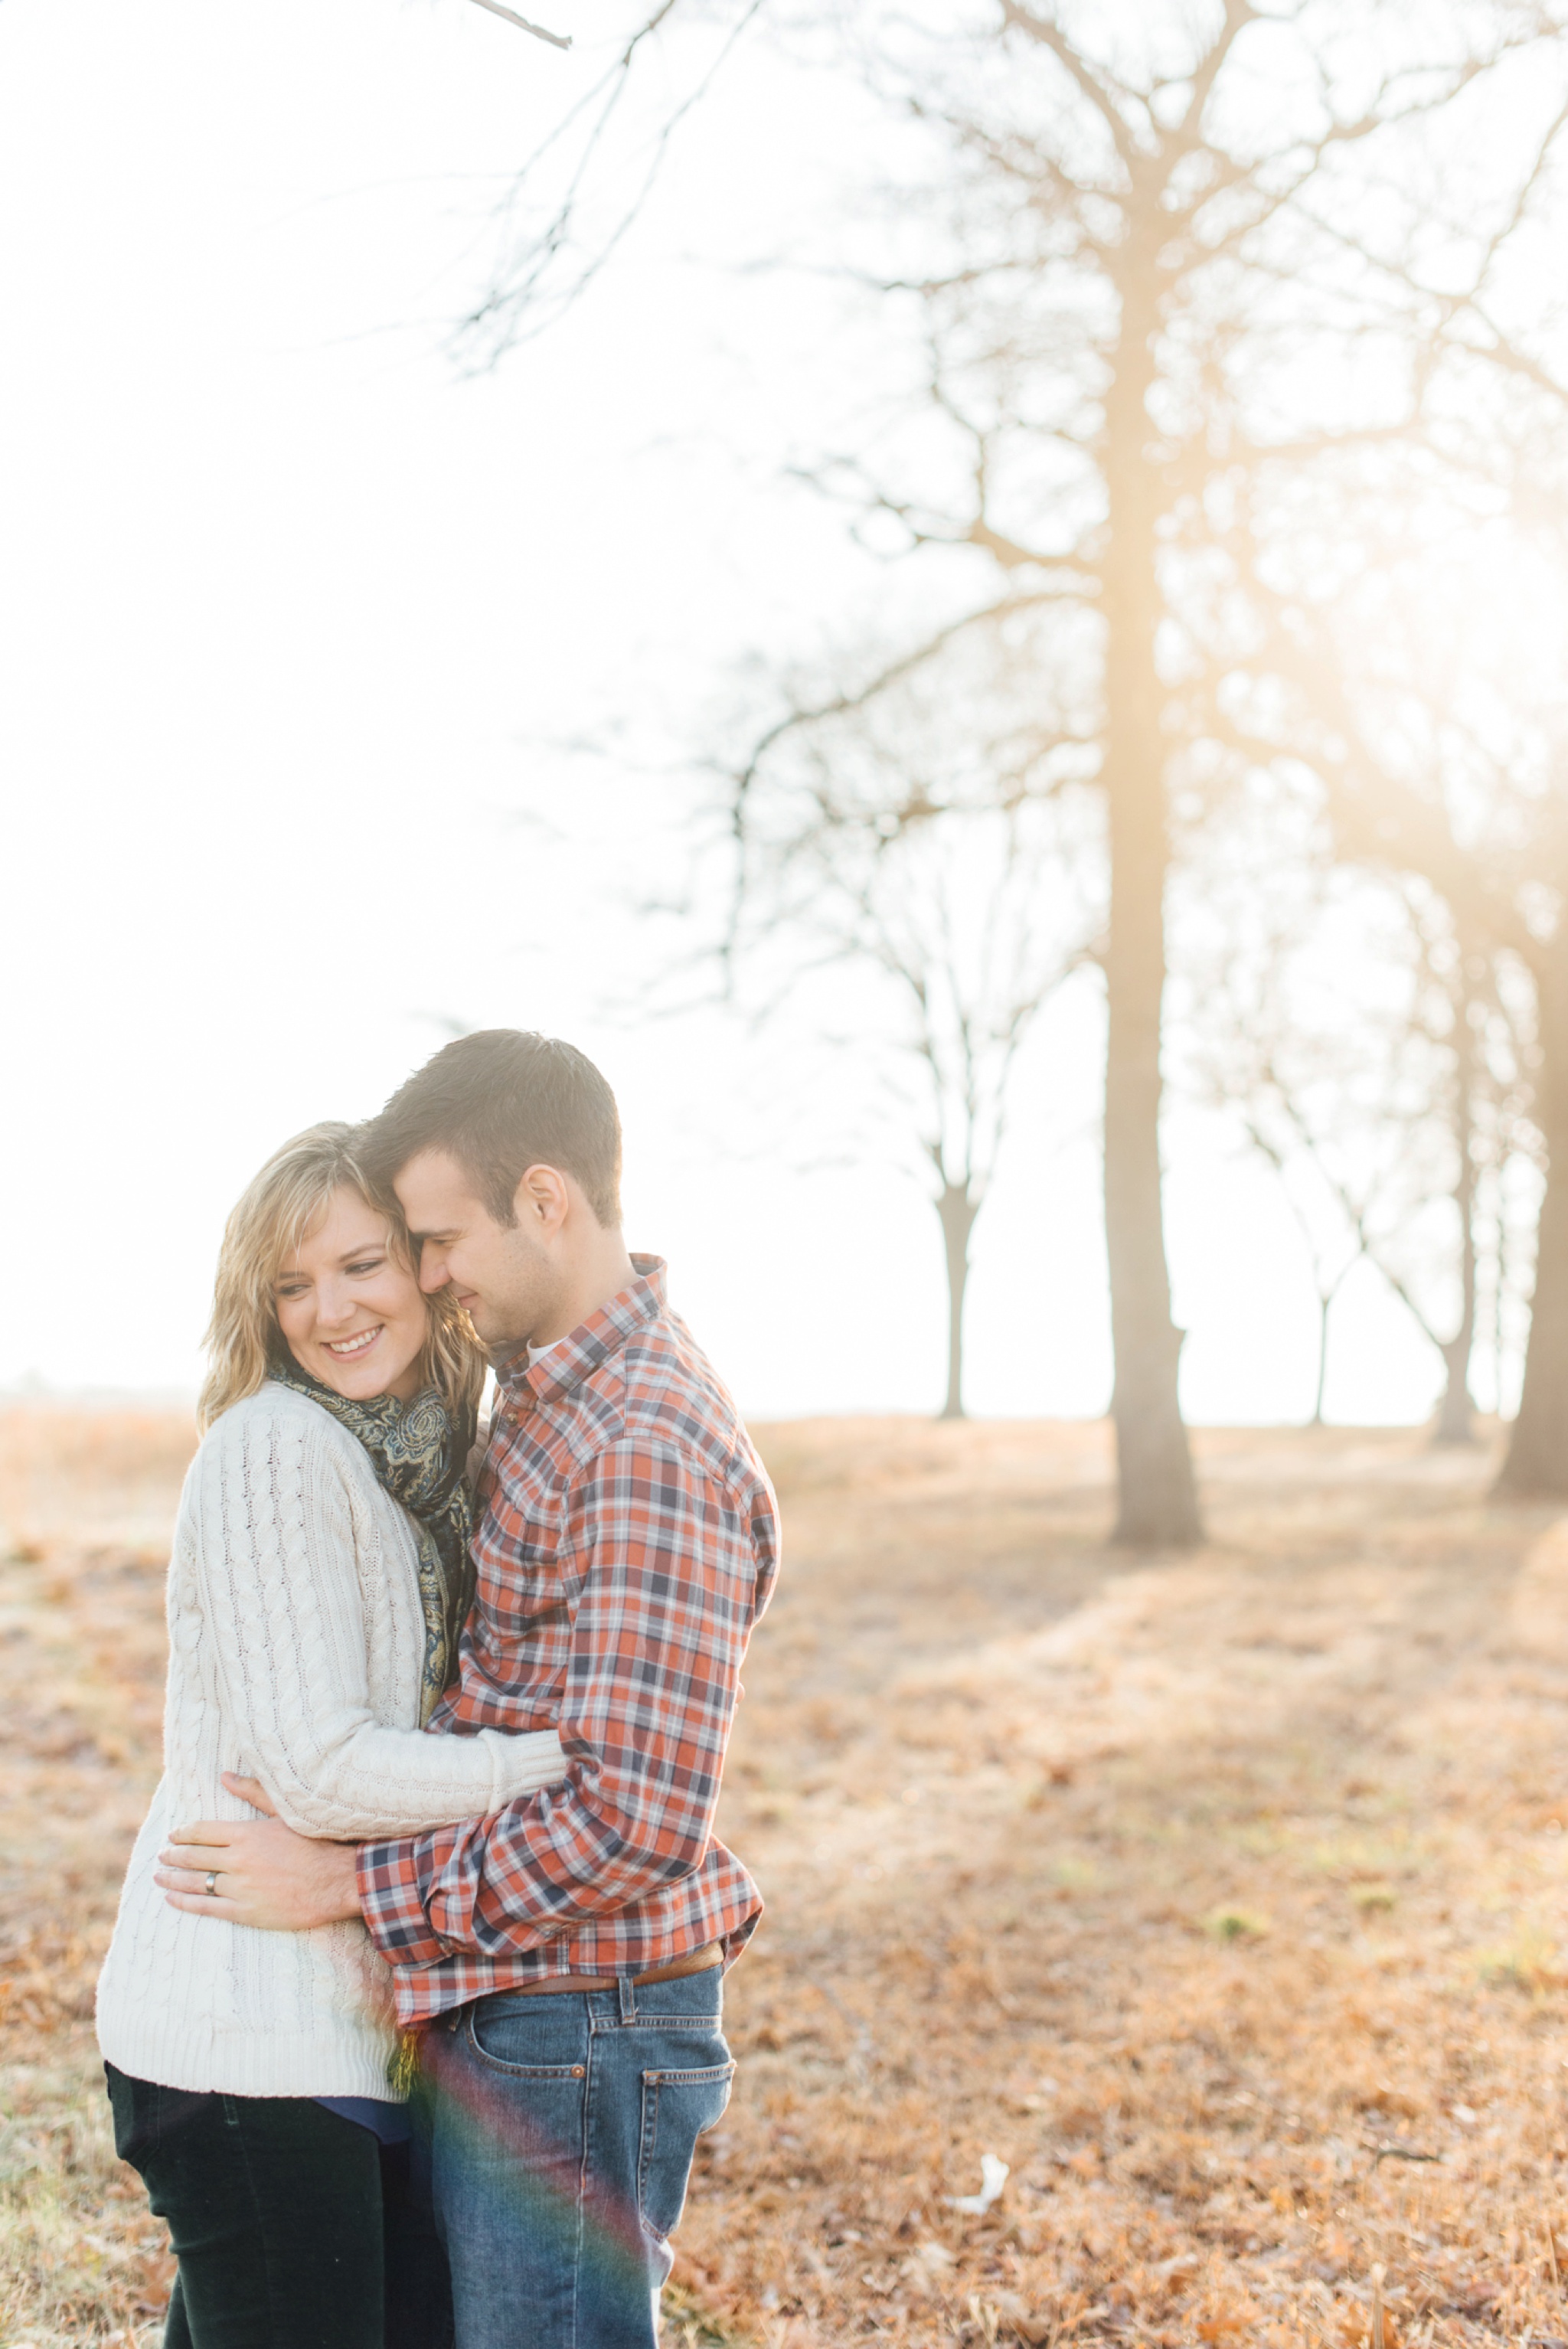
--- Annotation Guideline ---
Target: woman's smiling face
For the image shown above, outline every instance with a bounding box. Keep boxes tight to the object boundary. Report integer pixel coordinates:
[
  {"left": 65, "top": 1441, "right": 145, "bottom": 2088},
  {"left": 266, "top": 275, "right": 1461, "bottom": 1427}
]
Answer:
[{"left": 273, "top": 1187, "right": 428, "bottom": 1403}]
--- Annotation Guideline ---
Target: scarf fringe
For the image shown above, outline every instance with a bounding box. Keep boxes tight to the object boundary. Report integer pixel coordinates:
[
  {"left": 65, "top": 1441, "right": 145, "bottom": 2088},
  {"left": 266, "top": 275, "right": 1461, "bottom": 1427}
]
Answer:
[{"left": 388, "top": 2027, "right": 426, "bottom": 2099}]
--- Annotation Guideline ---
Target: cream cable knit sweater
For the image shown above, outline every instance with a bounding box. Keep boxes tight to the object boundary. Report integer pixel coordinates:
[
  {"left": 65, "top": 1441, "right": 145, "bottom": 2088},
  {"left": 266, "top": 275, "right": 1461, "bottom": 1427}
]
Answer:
[{"left": 96, "top": 1385, "right": 565, "bottom": 2099}]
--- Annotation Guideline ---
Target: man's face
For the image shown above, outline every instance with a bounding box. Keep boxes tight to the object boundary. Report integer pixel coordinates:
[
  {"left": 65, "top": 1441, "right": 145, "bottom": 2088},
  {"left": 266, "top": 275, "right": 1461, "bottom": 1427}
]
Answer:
[{"left": 394, "top": 1148, "right": 560, "bottom": 1354}]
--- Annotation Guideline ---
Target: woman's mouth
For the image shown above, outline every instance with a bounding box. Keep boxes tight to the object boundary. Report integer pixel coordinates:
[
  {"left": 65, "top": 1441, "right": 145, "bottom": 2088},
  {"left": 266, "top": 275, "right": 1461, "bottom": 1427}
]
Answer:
[{"left": 323, "top": 1325, "right": 383, "bottom": 1360}]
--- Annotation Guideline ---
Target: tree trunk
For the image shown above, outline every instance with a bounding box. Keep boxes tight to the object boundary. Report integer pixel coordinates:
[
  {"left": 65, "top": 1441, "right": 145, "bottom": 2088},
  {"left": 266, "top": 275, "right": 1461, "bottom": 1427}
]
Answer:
[
  {"left": 1491, "top": 1160, "right": 1508, "bottom": 1413},
  {"left": 936, "top": 1181, "right": 979, "bottom": 1421},
  {"left": 1312, "top": 1291, "right": 1331, "bottom": 1426},
  {"left": 1434, "top": 1333, "right": 1475, "bottom": 1444},
  {"left": 1100, "top": 266, "right": 1203, "bottom": 1547},
  {"left": 1433, "top": 998, "right": 1478, "bottom": 1446},
  {"left": 1498, "top": 931, "right": 1568, "bottom": 1493}
]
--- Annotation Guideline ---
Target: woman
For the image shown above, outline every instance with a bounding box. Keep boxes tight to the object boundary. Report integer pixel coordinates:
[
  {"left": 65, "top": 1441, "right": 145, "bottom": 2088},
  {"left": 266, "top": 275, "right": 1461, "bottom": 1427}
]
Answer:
[{"left": 96, "top": 1123, "right": 567, "bottom": 2349}]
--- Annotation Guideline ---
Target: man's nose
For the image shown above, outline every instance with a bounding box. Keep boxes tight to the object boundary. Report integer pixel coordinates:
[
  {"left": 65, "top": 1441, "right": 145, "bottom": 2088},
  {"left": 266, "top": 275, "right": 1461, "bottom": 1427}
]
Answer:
[{"left": 419, "top": 1247, "right": 449, "bottom": 1293}]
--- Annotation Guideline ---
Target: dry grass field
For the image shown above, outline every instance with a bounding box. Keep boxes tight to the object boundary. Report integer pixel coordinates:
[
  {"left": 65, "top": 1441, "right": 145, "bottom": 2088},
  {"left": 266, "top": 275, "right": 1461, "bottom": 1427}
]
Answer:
[{"left": 7, "top": 1407, "right": 1568, "bottom": 2347}]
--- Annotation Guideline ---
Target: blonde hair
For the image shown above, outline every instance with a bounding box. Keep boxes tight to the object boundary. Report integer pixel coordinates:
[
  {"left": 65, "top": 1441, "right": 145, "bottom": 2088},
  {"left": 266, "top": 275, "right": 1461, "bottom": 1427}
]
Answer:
[{"left": 198, "top": 1122, "right": 485, "bottom": 1435}]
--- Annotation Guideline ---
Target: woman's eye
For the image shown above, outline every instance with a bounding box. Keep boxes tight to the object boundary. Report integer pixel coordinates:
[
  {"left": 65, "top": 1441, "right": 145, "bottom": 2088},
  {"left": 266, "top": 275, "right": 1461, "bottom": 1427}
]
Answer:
[{"left": 348, "top": 1259, "right": 384, "bottom": 1276}]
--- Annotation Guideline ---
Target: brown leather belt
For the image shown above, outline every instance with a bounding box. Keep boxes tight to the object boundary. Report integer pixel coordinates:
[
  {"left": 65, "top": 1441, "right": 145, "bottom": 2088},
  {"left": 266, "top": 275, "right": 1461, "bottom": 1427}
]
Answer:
[{"left": 501, "top": 1942, "right": 724, "bottom": 1998}]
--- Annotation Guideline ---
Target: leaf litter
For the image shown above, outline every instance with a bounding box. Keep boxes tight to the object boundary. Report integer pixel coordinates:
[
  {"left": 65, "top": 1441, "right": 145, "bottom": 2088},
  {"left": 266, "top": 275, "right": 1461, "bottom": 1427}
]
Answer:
[{"left": 7, "top": 1410, "right": 1568, "bottom": 2346}]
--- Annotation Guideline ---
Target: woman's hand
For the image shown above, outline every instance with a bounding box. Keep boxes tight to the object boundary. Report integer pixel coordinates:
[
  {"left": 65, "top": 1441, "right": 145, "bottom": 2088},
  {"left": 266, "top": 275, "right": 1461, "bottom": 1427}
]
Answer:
[{"left": 155, "top": 1775, "right": 364, "bottom": 1930}]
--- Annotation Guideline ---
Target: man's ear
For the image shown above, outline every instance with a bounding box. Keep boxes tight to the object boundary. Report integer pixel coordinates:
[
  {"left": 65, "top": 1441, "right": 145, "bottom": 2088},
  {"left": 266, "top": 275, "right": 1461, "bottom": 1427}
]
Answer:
[{"left": 514, "top": 1162, "right": 570, "bottom": 1235}]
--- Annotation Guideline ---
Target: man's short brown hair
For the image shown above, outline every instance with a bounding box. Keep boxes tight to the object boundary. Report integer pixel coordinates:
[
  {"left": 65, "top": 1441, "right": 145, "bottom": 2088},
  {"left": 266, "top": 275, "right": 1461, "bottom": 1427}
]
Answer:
[{"left": 364, "top": 1030, "right": 623, "bottom": 1230}]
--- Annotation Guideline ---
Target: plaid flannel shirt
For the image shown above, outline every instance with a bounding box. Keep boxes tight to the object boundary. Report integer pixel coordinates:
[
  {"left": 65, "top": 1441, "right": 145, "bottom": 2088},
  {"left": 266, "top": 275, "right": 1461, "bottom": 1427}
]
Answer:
[{"left": 356, "top": 1257, "right": 779, "bottom": 2023}]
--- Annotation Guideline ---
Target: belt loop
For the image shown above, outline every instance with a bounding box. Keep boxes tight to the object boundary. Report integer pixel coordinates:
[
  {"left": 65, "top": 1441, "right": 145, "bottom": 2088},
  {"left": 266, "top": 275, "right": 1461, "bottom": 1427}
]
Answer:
[{"left": 617, "top": 1974, "right": 637, "bottom": 2024}]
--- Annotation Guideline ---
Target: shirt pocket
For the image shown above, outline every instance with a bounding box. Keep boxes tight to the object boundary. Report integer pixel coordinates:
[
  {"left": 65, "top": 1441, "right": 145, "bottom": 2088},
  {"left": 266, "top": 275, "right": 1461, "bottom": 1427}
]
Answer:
[{"left": 474, "top": 1478, "right": 570, "bottom": 1632}]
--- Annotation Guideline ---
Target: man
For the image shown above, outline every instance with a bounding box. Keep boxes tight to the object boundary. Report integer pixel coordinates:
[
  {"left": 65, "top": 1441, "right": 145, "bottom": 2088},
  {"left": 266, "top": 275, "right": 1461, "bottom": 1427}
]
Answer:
[{"left": 160, "top": 1031, "right": 779, "bottom": 2347}]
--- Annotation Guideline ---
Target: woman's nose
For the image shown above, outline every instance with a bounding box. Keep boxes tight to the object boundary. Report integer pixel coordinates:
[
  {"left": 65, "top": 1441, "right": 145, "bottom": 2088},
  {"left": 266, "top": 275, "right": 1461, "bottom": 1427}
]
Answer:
[{"left": 315, "top": 1280, "right": 354, "bottom": 1325}]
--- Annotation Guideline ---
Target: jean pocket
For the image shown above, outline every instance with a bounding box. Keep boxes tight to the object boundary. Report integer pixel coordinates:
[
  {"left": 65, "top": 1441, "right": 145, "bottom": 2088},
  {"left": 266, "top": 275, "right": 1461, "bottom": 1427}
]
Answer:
[
  {"left": 462, "top": 2011, "right": 590, "bottom": 2200},
  {"left": 466, "top": 2005, "right": 588, "bottom": 2083},
  {"left": 637, "top": 2062, "right": 735, "bottom": 2242},
  {"left": 105, "top": 2066, "right": 211, "bottom": 2170},
  {"left": 469, "top": 1982, "right": 591, "bottom": 2076}
]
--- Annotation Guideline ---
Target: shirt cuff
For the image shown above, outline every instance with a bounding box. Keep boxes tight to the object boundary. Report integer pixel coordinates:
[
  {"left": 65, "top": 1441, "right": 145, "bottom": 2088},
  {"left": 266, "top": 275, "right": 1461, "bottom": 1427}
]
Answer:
[{"left": 355, "top": 1834, "right": 449, "bottom": 1968}]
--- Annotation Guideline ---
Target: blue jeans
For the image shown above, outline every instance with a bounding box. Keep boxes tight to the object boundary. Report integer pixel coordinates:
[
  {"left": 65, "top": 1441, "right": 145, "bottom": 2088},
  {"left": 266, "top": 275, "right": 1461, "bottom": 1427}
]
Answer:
[{"left": 412, "top": 1970, "right": 733, "bottom": 2349}]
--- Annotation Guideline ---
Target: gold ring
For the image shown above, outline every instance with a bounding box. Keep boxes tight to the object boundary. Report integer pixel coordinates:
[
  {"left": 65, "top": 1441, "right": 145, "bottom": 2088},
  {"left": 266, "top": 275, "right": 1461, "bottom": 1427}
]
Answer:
[{"left": 205, "top": 1870, "right": 218, "bottom": 1897}]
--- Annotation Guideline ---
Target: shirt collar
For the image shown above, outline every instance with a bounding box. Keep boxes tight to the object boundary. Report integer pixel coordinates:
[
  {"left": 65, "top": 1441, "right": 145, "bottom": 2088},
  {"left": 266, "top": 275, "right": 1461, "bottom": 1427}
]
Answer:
[{"left": 496, "top": 1255, "right": 668, "bottom": 1407}]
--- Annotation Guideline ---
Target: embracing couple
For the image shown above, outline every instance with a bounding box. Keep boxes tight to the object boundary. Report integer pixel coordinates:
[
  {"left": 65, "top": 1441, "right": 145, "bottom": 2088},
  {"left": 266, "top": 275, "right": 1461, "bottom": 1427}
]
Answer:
[{"left": 96, "top": 1029, "right": 779, "bottom": 2349}]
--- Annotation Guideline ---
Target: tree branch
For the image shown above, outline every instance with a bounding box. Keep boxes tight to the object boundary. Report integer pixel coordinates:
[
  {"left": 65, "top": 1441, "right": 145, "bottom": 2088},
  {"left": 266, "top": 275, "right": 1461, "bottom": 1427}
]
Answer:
[
  {"left": 997, "top": 2, "right": 1143, "bottom": 175},
  {"left": 467, "top": 0, "right": 571, "bottom": 51}
]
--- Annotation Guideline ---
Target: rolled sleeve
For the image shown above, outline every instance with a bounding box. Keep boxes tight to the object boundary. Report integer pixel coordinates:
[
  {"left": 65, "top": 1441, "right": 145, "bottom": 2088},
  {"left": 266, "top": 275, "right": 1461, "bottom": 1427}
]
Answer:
[{"left": 357, "top": 1830, "right": 455, "bottom": 1967}]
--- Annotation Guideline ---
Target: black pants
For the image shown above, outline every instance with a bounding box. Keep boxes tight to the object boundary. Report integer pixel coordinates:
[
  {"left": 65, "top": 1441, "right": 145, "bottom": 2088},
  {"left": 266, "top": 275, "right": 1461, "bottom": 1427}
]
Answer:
[{"left": 105, "top": 2063, "right": 452, "bottom": 2349}]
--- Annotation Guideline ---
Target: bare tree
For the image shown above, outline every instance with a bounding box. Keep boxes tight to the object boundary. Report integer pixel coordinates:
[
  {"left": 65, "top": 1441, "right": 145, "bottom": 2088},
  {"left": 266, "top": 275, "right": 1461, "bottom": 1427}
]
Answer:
[
  {"left": 1184, "top": 819, "right": 1538, "bottom": 1441},
  {"left": 1153, "top": 0, "right": 1568, "bottom": 1486},
  {"left": 455, "top": 0, "right": 767, "bottom": 359},
  {"left": 716, "top": 655, "right": 1100, "bottom": 1416},
  {"left": 1216, "top": 439, "right": 1568, "bottom": 1478},
  {"left": 1184, "top": 872, "right": 1377, "bottom": 1426},
  {"left": 705, "top": 4, "right": 1568, "bottom": 1540},
  {"left": 460, "top": 0, "right": 1568, "bottom": 1527},
  {"left": 1192, "top": 443, "right": 1558, "bottom": 1446},
  {"left": 1345, "top": 788, "right": 1568, "bottom": 1483}
]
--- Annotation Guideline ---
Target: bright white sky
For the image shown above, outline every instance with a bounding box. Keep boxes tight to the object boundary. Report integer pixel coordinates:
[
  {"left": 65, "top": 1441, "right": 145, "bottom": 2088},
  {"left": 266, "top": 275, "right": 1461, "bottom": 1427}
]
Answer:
[{"left": 0, "top": 0, "right": 1465, "bottom": 1425}]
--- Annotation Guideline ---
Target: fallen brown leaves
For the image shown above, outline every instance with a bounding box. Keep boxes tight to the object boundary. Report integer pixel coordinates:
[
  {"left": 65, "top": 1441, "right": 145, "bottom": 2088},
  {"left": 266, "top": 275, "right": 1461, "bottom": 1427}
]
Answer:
[
  {"left": 0, "top": 1406, "right": 195, "bottom": 2346},
  {"left": 8, "top": 1407, "right": 1568, "bottom": 2347}
]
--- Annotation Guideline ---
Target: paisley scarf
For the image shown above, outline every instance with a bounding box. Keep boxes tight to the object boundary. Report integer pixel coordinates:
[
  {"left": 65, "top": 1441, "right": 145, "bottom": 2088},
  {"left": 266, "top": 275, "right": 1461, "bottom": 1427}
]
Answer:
[{"left": 267, "top": 1360, "right": 476, "bottom": 1726}]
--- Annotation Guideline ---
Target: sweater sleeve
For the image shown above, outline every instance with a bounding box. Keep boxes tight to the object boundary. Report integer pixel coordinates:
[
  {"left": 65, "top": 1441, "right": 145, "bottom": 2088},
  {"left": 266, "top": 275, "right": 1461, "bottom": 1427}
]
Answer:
[{"left": 194, "top": 1402, "right": 564, "bottom": 1839}]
